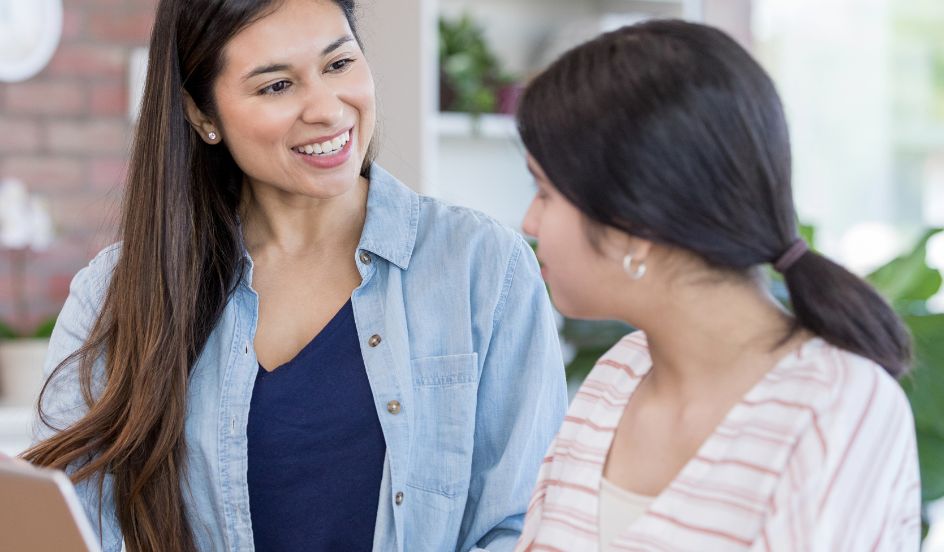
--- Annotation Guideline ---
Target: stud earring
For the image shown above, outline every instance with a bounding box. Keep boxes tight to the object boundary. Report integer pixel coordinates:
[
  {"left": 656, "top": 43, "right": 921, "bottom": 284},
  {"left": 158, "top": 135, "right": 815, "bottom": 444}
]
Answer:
[
  {"left": 622, "top": 254, "right": 647, "bottom": 280},
  {"left": 208, "top": 132, "right": 217, "bottom": 141}
]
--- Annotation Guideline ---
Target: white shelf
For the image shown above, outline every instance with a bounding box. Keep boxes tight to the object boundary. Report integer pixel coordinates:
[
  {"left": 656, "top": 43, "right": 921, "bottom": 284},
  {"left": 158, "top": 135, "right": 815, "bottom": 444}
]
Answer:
[{"left": 437, "top": 112, "right": 519, "bottom": 139}]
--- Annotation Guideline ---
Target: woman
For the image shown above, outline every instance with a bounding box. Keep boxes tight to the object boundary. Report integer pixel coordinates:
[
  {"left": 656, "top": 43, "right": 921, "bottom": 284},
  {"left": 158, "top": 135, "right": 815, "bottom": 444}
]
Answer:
[
  {"left": 23, "top": 0, "right": 567, "bottom": 550},
  {"left": 515, "top": 20, "right": 920, "bottom": 551}
]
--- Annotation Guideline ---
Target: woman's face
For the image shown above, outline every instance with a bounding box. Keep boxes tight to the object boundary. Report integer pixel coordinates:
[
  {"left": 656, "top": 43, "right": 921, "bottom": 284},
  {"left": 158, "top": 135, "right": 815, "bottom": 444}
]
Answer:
[
  {"left": 210, "top": 0, "right": 375, "bottom": 199},
  {"left": 521, "top": 155, "right": 637, "bottom": 320}
]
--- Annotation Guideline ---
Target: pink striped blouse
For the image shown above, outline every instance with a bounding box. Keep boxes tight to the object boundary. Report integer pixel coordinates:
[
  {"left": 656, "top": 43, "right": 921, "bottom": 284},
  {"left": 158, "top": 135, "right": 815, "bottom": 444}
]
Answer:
[{"left": 516, "top": 332, "right": 921, "bottom": 551}]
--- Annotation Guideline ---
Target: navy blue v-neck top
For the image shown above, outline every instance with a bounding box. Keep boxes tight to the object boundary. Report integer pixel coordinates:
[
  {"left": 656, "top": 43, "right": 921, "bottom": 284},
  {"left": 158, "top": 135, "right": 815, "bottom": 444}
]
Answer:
[{"left": 247, "top": 300, "right": 386, "bottom": 551}]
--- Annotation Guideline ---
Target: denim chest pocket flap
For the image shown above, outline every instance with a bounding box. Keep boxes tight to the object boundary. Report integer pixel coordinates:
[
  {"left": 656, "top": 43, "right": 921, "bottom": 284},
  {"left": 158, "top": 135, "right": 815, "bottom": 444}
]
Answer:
[{"left": 408, "top": 353, "right": 480, "bottom": 498}]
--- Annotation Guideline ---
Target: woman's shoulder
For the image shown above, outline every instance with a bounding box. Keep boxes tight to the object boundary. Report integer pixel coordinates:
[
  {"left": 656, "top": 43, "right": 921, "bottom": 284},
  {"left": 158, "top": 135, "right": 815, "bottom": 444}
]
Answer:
[
  {"left": 764, "top": 338, "right": 914, "bottom": 445},
  {"left": 69, "top": 243, "right": 122, "bottom": 300},
  {"left": 88, "top": 242, "right": 122, "bottom": 269},
  {"left": 416, "top": 194, "right": 523, "bottom": 254}
]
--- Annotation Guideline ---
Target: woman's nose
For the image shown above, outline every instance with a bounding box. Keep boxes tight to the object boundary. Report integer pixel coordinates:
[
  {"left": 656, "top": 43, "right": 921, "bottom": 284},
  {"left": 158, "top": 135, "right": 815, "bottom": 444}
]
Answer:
[{"left": 300, "top": 81, "right": 345, "bottom": 126}]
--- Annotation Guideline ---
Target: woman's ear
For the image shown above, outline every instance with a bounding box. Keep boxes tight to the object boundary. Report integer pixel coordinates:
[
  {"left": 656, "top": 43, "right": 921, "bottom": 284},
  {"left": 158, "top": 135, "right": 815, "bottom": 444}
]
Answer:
[
  {"left": 602, "top": 228, "right": 653, "bottom": 265},
  {"left": 183, "top": 91, "right": 221, "bottom": 144}
]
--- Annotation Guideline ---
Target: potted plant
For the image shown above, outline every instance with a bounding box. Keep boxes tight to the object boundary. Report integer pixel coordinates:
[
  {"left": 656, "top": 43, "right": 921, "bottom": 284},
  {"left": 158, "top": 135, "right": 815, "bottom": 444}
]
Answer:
[
  {"left": 439, "top": 14, "right": 518, "bottom": 118},
  {"left": 0, "top": 178, "right": 56, "bottom": 407}
]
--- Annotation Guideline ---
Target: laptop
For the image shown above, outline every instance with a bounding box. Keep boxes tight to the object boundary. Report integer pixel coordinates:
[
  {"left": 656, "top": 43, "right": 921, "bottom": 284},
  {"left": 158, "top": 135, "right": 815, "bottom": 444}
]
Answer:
[{"left": 0, "top": 460, "right": 103, "bottom": 552}]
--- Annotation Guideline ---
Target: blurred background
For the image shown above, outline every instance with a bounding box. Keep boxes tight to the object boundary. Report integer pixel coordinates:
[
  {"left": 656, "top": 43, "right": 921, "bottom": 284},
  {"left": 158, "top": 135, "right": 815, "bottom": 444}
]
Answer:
[{"left": 0, "top": 0, "right": 941, "bottom": 547}]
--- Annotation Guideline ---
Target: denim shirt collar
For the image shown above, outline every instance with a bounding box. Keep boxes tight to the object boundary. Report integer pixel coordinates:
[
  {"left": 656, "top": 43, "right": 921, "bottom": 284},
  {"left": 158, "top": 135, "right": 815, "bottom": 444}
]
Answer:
[
  {"left": 237, "top": 163, "right": 419, "bottom": 287},
  {"left": 356, "top": 164, "right": 420, "bottom": 270}
]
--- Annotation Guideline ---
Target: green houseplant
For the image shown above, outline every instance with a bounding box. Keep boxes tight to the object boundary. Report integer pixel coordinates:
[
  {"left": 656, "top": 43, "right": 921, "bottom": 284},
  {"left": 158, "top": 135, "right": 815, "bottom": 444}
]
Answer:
[
  {"left": 865, "top": 228, "right": 944, "bottom": 538},
  {"left": 438, "top": 14, "right": 515, "bottom": 116}
]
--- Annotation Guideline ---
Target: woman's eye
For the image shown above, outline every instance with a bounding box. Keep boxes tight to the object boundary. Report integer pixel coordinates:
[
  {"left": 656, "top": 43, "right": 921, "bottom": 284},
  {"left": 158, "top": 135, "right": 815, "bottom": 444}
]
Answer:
[
  {"left": 261, "top": 80, "right": 291, "bottom": 95},
  {"left": 328, "top": 58, "right": 355, "bottom": 73}
]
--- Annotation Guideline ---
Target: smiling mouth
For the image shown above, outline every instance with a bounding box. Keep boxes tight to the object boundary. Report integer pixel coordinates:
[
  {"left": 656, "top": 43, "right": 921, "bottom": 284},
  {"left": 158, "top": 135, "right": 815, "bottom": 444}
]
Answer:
[{"left": 293, "top": 129, "right": 351, "bottom": 157}]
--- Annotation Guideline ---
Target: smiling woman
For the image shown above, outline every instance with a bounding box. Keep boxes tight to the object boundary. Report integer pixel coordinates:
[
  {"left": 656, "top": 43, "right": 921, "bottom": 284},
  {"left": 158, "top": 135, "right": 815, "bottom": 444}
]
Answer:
[{"left": 19, "top": 1, "right": 567, "bottom": 551}]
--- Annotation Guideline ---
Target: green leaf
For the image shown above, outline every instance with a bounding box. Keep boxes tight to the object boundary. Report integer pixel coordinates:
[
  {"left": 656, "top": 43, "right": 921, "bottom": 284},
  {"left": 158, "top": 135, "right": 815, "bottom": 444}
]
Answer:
[
  {"left": 916, "top": 429, "right": 944, "bottom": 503},
  {"left": 798, "top": 223, "right": 817, "bottom": 249},
  {"left": 31, "top": 317, "right": 57, "bottom": 339},
  {"left": 561, "top": 318, "right": 635, "bottom": 386},
  {"left": 0, "top": 321, "right": 18, "bottom": 339},
  {"left": 900, "top": 314, "right": 944, "bottom": 437},
  {"left": 566, "top": 346, "right": 607, "bottom": 385},
  {"left": 867, "top": 228, "right": 943, "bottom": 304}
]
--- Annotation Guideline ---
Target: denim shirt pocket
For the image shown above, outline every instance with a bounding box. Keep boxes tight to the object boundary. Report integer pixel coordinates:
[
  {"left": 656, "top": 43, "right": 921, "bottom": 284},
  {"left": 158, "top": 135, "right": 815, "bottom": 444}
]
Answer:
[{"left": 407, "top": 353, "right": 479, "bottom": 499}]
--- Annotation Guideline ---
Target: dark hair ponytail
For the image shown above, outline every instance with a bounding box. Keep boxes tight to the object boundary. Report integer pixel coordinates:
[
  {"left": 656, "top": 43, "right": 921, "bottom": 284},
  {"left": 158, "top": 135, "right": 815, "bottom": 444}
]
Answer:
[
  {"left": 781, "top": 251, "right": 910, "bottom": 376},
  {"left": 517, "top": 19, "right": 911, "bottom": 377}
]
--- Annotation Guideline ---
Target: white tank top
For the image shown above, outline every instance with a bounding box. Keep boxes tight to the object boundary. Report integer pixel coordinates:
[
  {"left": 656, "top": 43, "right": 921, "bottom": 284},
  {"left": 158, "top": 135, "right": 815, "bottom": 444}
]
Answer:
[{"left": 599, "top": 477, "right": 656, "bottom": 550}]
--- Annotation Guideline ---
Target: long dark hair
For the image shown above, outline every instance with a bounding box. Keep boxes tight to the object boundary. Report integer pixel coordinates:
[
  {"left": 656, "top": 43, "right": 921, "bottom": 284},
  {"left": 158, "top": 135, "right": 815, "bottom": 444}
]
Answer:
[
  {"left": 23, "top": 1, "right": 367, "bottom": 550},
  {"left": 517, "top": 20, "right": 911, "bottom": 377}
]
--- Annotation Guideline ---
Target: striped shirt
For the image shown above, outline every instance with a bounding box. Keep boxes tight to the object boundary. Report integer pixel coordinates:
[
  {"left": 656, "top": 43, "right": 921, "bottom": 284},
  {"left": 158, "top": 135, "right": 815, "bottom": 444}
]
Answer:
[{"left": 516, "top": 332, "right": 921, "bottom": 551}]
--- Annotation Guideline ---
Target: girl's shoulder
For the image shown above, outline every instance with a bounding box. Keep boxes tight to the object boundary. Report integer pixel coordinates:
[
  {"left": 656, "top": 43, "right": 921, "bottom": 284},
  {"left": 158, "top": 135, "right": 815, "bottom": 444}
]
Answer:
[{"left": 760, "top": 337, "right": 912, "bottom": 428}]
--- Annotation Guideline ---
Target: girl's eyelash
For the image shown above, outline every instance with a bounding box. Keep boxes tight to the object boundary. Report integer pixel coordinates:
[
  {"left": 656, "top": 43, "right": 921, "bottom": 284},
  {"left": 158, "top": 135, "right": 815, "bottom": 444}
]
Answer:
[{"left": 328, "top": 58, "right": 356, "bottom": 72}]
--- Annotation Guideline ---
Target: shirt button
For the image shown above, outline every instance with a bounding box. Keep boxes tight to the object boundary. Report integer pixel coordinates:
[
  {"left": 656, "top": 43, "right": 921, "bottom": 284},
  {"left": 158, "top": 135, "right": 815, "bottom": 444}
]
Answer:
[
  {"left": 244, "top": 342, "right": 249, "bottom": 354},
  {"left": 359, "top": 251, "right": 372, "bottom": 264},
  {"left": 395, "top": 491, "right": 404, "bottom": 505},
  {"left": 368, "top": 334, "right": 382, "bottom": 347},
  {"left": 386, "top": 400, "right": 401, "bottom": 415}
]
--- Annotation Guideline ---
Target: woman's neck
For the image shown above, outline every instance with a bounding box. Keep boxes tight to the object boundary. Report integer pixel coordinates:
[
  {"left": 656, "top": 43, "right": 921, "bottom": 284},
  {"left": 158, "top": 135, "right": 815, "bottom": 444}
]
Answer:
[{"left": 239, "top": 176, "right": 369, "bottom": 259}]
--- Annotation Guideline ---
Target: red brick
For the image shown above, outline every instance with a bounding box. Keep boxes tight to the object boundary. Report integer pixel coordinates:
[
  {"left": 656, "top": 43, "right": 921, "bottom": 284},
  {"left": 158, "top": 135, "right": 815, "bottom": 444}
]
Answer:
[
  {"left": 90, "top": 82, "right": 128, "bottom": 116},
  {"left": 0, "top": 118, "right": 42, "bottom": 153},
  {"left": 5, "top": 81, "right": 87, "bottom": 115},
  {"left": 61, "top": 8, "right": 86, "bottom": 41},
  {"left": 87, "top": 10, "right": 154, "bottom": 44},
  {"left": 70, "top": 0, "right": 127, "bottom": 9},
  {"left": 47, "top": 273, "right": 75, "bottom": 301},
  {"left": 46, "top": 119, "right": 130, "bottom": 154},
  {"left": 0, "top": 267, "right": 10, "bottom": 289},
  {"left": 46, "top": 45, "right": 126, "bottom": 78},
  {"left": 89, "top": 157, "right": 129, "bottom": 191},
  {"left": 1, "top": 156, "right": 86, "bottom": 193},
  {"left": 49, "top": 195, "right": 121, "bottom": 234},
  {"left": 85, "top": 232, "right": 121, "bottom": 256}
]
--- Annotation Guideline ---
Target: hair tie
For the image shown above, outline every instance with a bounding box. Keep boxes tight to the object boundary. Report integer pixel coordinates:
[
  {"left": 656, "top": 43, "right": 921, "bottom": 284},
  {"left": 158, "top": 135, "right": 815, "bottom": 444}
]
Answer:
[{"left": 774, "top": 239, "right": 808, "bottom": 273}]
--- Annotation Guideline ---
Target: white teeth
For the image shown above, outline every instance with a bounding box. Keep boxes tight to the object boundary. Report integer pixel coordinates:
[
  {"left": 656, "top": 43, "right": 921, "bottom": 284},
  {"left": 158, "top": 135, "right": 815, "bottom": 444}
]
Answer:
[{"left": 296, "top": 130, "right": 351, "bottom": 156}]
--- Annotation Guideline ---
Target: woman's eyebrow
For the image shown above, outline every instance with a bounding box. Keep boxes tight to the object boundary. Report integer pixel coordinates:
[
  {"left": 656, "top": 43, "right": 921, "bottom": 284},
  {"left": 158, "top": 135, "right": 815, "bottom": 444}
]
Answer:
[
  {"left": 242, "top": 63, "right": 292, "bottom": 82},
  {"left": 322, "top": 35, "right": 355, "bottom": 56},
  {"left": 241, "top": 36, "right": 355, "bottom": 82}
]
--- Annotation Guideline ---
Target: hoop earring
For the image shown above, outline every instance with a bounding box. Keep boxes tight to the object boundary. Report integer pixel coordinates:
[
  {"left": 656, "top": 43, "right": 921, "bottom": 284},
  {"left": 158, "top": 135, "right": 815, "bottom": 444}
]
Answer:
[{"left": 622, "top": 254, "right": 647, "bottom": 280}]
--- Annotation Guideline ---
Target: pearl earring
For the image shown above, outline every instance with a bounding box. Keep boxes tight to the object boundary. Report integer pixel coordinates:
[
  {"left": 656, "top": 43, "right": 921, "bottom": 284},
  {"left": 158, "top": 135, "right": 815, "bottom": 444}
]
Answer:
[
  {"left": 208, "top": 132, "right": 217, "bottom": 141},
  {"left": 622, "top": 254, "right": 647, "bottom": 280}
]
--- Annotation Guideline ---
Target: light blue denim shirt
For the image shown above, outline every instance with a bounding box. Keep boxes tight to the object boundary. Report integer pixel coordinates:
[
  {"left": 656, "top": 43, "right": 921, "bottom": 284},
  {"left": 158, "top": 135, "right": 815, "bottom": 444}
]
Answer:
[{"left": 33, "top": 165, "right": 568, "bottom": 552}]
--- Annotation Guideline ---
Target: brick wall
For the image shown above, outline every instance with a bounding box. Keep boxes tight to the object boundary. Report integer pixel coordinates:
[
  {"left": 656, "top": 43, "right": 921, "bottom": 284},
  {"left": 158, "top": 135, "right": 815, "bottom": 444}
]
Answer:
[{"left": 0, "top": 0, "right": 155, "bottom": 332}]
